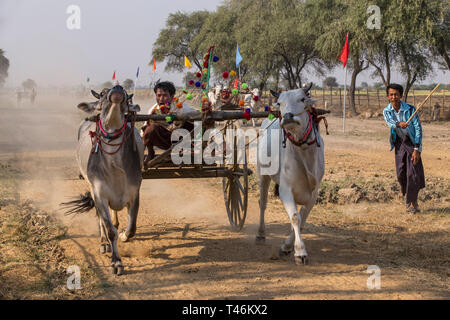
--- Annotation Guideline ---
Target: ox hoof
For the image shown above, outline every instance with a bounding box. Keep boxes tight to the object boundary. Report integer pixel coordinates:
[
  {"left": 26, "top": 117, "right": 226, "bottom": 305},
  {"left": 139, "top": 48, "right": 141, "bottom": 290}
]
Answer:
[
  {"left": 110, "top": 262, "right": 124, "bottom": 276},
  {"left": 100, "top": 243, "right": 111, "bottom": 254},
  {"left": 116, "top": 265, "right": 124, "bottom": 276},
  {"left": 255, "top": 236, "right": 266, "bottom": 245},
  {"left": 119, "top": 232, "right": 130, "bottom": 242},
  {"left": 295, "top": 255, "right": 309, "bottom": 266},
  {"left": 279, "top": 248, "right": 292, "bottom": 258}
]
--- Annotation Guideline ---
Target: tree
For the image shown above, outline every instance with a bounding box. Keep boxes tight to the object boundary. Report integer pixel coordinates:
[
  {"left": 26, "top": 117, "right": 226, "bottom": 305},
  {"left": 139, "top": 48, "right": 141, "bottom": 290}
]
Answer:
[
  {"left": 314, "top": 0, "right": 370, "bottom": 115},
  {"left": 266, "top": 0, "right": 328, "bottom": 89},
  {"left": 417, "top": 0, "right": 449, "bottom": 70},
  {"left": 152, "top": 11, "right": 211, "bottom": 72},
  {"left": 323, "top": 76, "right": 339, "bottom": 88},
  {"left": 195, "top": 0, "right": 328, "bottom": 89},
  {"left": 360, "top": 82, "right": 368, "bottom": 88},
  {"left": 22, "top": 79, "right": 37, "bottom": 91},
  {"left": 100, "top": 81, "right": 113, "bottom": 89},
  {"left": 193, "top": 3, "right": 242, "bottom": 81},
  {"left": 122, "top": 79, "right": 134, "bottom": 91},
  {"left": 373, "top": 82, "right": 384, "bottom": 89},
  {"left": 366, "top": 1, "right": 438, "bottom": 100},
  {"left": 385, "top": 1, "right": 435, "bottom": 100},
  {"left": 0, "top": 49, "right": 9, "bottom": 88}
]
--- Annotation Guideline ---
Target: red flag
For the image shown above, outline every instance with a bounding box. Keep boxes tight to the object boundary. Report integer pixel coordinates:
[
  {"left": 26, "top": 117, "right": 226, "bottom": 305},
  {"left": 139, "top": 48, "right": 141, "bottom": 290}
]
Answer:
[
  {"left": 112, "top": 71, "right": 116, "bottom": 81},
  {"left": 152, "top": 59, "right": 156, "bottom": 71},
  {"left": 339, "top": 34, "right": 349, "bottom": 67}
]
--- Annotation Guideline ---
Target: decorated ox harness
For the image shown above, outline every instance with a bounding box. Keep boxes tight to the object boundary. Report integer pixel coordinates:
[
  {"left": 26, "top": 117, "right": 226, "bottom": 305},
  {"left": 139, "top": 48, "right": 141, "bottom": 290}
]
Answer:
[
  {"left": 281, "top": 107, "right": 329, "bottom": 149},
  {"left": 88, "top": 86, "right": 137, "bottom": 155}
]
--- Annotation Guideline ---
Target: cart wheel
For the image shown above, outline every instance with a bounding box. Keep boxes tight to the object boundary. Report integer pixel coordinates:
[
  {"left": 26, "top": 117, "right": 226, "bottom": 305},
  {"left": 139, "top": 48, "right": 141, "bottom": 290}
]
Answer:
[{"left": 222, "top": 121, "right": 248, "bottom": 231}]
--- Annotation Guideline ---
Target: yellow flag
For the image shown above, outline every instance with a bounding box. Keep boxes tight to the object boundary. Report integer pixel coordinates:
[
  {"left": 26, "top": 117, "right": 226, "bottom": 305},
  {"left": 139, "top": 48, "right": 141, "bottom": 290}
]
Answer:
[{"left": 184, "top": 56, "right": 192, "bottom": 69}]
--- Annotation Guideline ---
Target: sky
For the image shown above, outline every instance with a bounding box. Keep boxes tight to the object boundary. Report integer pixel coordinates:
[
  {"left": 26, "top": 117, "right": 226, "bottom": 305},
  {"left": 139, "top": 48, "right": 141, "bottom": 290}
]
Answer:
[{"left": 0, "top": 0, "right": 448, "bottom": 89}]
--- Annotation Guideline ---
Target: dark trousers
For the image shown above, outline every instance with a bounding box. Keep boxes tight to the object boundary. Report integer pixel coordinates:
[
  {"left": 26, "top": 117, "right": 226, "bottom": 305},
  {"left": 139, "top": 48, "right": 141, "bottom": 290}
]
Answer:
[
  {"left": 143, "top": 122, "right": 194, "bottom": 159},
  {"left": 394, "top": 135, "right": 425, "bottom": 204}
]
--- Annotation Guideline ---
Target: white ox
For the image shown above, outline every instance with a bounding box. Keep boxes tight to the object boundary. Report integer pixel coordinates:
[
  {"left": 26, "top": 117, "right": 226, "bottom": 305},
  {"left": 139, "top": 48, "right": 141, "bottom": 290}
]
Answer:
[
  {"left": 208, "top": 84, "right": 223, "bottom": 110},
  {"left": 256, "top": 85, "right": 324, "bottom": 265}
]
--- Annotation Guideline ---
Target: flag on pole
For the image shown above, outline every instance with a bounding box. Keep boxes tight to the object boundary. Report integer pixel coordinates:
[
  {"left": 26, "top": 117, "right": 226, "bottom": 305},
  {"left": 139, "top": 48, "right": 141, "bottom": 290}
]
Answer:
[
  {"left": 338, "top": 34, "right": 349, "bottom": 67},
  {"left": 340, "top": 33, "right": 349, "bottom": 133},
  {"left": 152, "top": 59, "right": 156, "bottom": 71},
  {"left": 136, "top": 67, "right": 140, "bottom": 79},
  {"left": 236, "top": 44, "right": 243, "bottom": 68},
  {"left": 112, "top": 71, "right": 116, "bottom": 81},
  {"left": 184, "top": 56, "right": 192, "bottom": 69}
]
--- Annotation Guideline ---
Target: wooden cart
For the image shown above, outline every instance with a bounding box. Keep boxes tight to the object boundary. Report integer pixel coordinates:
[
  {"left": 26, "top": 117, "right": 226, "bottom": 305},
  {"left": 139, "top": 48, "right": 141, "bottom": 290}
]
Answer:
[{"left": 135, "top": 110, "right": 278, "bottom": 231}]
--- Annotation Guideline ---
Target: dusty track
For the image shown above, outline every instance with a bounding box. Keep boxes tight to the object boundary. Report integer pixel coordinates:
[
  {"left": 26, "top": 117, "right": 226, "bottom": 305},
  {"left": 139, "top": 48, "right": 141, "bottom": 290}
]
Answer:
[{"left": 0, "top": 93, "right": 448, "bottom": 299}]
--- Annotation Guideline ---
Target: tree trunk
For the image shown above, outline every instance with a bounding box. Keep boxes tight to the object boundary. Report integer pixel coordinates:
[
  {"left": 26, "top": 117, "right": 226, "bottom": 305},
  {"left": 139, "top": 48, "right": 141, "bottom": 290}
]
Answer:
[
  {"left": 348, "top": 55, "right": 369, "bottom": 116},
  {"left": 348, "top": 71, "right": 358, "bottom": 116},
  {"left": 436, "top": 40, "right": 450, "bottom": 70}
]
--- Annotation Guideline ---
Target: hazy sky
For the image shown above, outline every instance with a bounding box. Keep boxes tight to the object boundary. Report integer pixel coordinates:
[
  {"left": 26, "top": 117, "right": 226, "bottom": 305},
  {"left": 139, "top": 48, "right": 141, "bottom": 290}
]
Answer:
[{"left": 1, "top": 0, "right": 448, "bottom": 88}]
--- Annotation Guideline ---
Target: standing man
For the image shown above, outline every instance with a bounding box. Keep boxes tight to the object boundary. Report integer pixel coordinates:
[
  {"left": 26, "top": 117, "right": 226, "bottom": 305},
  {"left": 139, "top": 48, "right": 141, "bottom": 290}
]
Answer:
[
  {"left": 142, "top": 81, "right": 198, "bottom": 164},
  {"left": 383, "top": 83, "right": 425, "bottom": 213}
]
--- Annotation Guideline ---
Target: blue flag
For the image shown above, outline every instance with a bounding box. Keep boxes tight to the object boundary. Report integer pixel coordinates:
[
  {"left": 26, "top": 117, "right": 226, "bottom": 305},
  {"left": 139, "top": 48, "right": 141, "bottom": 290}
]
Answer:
[
  {"left": 236, "top": 45, "right": 243, "bottom": 68},
  {"left": 136, "top": 66, "right": 140, "bottom": 78}
]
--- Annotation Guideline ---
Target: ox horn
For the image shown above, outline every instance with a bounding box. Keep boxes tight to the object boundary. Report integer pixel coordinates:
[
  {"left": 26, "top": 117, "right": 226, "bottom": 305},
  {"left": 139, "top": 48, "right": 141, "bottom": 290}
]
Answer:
[
  {"left": 91, "top": 90, "right": 101, "bottom": 100},
  {"left": 303, "top": 83, "right": 313, "bottom": 94}
]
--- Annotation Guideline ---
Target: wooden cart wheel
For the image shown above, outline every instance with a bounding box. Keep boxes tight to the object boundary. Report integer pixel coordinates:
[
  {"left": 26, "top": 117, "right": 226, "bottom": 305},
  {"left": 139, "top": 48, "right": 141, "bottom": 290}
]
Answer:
[{"left": 222, "top": 121, "right": 248, "bottom": 231}]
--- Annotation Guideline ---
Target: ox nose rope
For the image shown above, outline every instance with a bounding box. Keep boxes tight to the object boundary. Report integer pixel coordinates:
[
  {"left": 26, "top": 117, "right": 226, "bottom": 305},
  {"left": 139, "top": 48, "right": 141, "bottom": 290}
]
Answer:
[
  {"left": 282, "top": 107, "right": 329, "bottom": 148},
  {"left": 89, "top": 113, "right": 137, "bottom": 155}
]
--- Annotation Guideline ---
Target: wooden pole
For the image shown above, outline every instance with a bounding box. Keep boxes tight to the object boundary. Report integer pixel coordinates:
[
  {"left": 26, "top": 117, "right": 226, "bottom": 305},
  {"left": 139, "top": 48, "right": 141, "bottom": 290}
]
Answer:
[
  {"left": 322, "top": 87, "right": 325, "bottom": 106},
  {"left": 330, "top": 86, "right": 333, "bottom": 106},
  {"left": 342, "top": 65, "right": 348, "bottom": 133},
  {"left": 358, "top": 89, "right": 360, "bottom": 105},
  {"left": 443, "top": 89, "right": 445, "bottom": 108},
  {"left": 377, "top": 89, "right": 381, "bottom": 109},
  {"left": 339, "top": 88, "right": 342, "bottom": 108},
  {"left": 366, "top": 88, "right": 369, "bottom": 108},
  {"left": 406, "top": 83, "right": 441, "bottom": 125}
]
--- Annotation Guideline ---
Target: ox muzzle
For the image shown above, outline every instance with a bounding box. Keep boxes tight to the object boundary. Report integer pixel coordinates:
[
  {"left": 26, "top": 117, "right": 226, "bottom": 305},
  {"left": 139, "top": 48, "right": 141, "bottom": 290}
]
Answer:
[{"left": 281, "top": 112, "right": 299, "bottom": 128}]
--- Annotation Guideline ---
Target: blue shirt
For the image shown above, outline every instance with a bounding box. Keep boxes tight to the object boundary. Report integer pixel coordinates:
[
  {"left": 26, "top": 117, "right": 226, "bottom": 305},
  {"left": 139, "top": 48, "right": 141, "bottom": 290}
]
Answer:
[{"left": 383, "top": 101, "right": 423, "bottom": 152}]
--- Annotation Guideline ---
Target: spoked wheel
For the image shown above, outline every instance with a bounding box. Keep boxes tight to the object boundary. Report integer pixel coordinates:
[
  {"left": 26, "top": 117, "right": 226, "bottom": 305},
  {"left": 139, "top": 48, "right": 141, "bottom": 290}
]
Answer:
[{"left": 222, "top": 120, "right": 249, "bottom": 231}]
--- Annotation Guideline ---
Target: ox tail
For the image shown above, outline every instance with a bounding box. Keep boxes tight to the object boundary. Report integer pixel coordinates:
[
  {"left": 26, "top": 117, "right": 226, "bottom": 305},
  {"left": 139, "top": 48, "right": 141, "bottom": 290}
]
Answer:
[
  {"left": 60, "top": 192, "right": 95, "bottom": 215},
  {"left": 274, "top": 184, "right": 280, "bottom": 197}
]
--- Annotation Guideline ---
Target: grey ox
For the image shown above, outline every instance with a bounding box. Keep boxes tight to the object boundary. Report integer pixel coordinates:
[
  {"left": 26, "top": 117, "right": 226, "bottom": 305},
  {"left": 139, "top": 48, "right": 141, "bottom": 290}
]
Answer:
[
  {"left": 256, "top": 85, "right": 325, "bottom": 265},
  {"left": 63, "top": 85, "right": 144, "bottom": 275}
]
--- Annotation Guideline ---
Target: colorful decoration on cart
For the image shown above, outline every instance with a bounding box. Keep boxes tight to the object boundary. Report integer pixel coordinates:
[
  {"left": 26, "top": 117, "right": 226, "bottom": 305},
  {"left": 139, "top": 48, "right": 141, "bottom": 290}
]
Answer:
[
  {"left": 243, "top": 108, "right": 252, "bottom": 122},
  {"left": 165, "top": 114, "right": 176, "bottom": 124},
  {"left": 265, "top": 105, "right": 276, "bottom": 120}
]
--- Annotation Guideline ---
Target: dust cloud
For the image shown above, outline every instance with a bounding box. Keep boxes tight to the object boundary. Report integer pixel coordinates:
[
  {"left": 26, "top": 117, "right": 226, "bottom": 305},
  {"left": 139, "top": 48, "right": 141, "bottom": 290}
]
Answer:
[{"left": 0, "top": 90, "right": 228, "bottom": 237}]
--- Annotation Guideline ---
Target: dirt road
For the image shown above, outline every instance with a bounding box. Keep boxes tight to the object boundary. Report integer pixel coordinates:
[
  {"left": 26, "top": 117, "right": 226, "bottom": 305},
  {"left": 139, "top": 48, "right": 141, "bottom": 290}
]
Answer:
[{"left": 0, "top": 93, "right": 448, "bottom": 299}]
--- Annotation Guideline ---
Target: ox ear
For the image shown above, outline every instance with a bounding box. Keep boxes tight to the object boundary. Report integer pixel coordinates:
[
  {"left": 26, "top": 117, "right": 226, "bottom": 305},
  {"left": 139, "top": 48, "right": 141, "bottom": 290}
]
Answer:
[
  {"left": 91, "top": 90, "right": 101, "bottom": 100},
  {"left": 270, "top": 90, "right": 280, "bottom": 99},
  {"left": 77, "top": 102, "right": 98, "bottom": 113},
  {"left": 127, "top": 93, "right": 134, "bottom": 101},
  {"left": 128, "top": 104, "right": 140, "bottom": 113}
]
